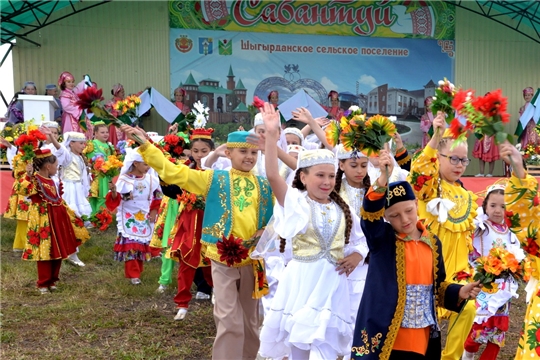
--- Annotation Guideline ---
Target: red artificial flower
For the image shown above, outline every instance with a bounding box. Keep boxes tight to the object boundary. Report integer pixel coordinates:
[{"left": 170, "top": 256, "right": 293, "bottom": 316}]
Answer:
[
  {"left": 28, "top": 129, "right": 47, "bottom": 141},
  {"left": 252, "top": 96, "right": 265, "bottom": 109},
  {"left": 216, "top": 234, "right": 249, "bottom": 267},
  {"left": 451, "top": 89, "right": 474, "bottom": 113},
  {"left": 76, "top": 86, "right": 104, "bottom": 111},
  {"left": 534, "top": 195, "right": 540, "bottom": 207},
  {"left": 448, "top": 118, "right": 464, "bottom": 139},
  {"left": 164, "top": 134, "right": 180, "bottom": 146},
  {"left": 472, "top": 89, "right": 510, "bottom": 123},
  {"left": 173, "top": 146, "right": 183, "bottom": 155},
  {"left": 455, "top": 271, "right": 472, "bottom": 281}
]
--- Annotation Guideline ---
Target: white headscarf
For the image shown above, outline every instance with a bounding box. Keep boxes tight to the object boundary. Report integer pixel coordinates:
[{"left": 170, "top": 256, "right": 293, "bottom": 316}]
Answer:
[
  {"left": 121, "top": 148, "right": 144, "bottom": 175},
  {"left": 62, "top": 131, "right": 87, "bottom": 149}
]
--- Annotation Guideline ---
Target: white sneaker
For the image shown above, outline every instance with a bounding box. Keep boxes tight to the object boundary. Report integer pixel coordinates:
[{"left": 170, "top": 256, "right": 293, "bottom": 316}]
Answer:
[
  {"left": 67, "top": 253, "right": 85, "bottom": 267},
  {"left": 84, "top": 221, "right": 94, "bottom": 229},
  {"left": 462, "top": 351, "right": 475, "bottom": 360},
  {"left": 174, "top": 308, "right": 188, "bottom": 321},
  {"left": 474, "top": 173, "right": 484, "bottom": 177},
  {"left": 211, "top": 293, "right": 215, "bottom": 305},
  {"left": 38, "top": 287, "right": 50, "bottom": 295},
  {"left": 156, "top": 284, "right": 167, "bottom": 293},
  {"left": 195, "top": 291, "right": 211, "bottom": 300},
  {"left": 130, "top": 278, "right": 142, "bottom": 285},
  {"left": 49, "top": 285, "right": 57, "bottom": 292},
  {"left": 486, "top": 174, "right": 493, "bottom": 177}
]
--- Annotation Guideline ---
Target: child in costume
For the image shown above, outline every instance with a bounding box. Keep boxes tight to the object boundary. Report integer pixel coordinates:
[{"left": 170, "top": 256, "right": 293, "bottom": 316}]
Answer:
[
  {"left": 258, "top": 103, "right": 368, "bottom": 360},
  {"left": 407, "top": 112, "right": 478, "bottom": 360},
  {"left": 6, "top": 81, "right": 37, "bottom": 123},
  {"left": 462, "top": 184, "right": 522, "bottom": 360},
  {"left": 420, "top": 96, "right": 434, "bottom": 148},
  {"left": 3, "top": 123, "right": 65, "bottom": 252},
  {"left": 498, "top": 143, "right": 540, "bottom": 359},
  {"left": 325, "top": 90, "right": 345, "bottom": 120},
  {"left": 17, "top": 149, "right": 89, "bottom": 293},
  {"left": 85, "top": 122, "right": 116, "bottom": 216},
  {"left": 121, "top": 125, "right": 272, "bottom": 360},
  {"left": 58, "top": 72, "right": 90, "bottom": 136},
  {"left": 164, "top": 128, "right": 215, "bottom": 319},
  {"left": 173, "top": 87, "right": 190, "bottom": 114},
  {"left": 105, "top": 148, "right": 162, "bottom": 285},
  {"left": 518, "top": 87, "right": 538, "bottom": 148},
  {"left": 367, "top": 132, "right": 411, "bottom": 184},
  {"left": 59, "top": 131, "right": 93, "bottom": 267},
  {"left": 351, "top": 153, "right": 480, "bottom": 360},
  {"left": 268, "top": 90, "right": 279, "bottom": 108},
  {"left": 472, "top": 134, "right": 499, "bottom": 177},
  {"left": 107, "top": 83, "right": 126, "bottom": 145}
]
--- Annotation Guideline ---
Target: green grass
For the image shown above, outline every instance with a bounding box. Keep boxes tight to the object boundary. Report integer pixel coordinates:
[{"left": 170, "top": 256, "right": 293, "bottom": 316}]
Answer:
[{"left": 0, "top": 217, "right": 215, "bottom": 359}]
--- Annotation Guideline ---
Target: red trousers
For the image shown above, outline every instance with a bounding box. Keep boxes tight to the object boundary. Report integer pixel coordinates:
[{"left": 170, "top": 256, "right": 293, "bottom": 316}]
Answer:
[
  {"left": 124, "top": 260, "right": 144, "bottom": 279},
  {"left": 37, "top": 260, "right": 62, "bottom": 288},
  {"left": 464, "top": 323, "right": 500, "bottom": 360},
  {"left": 174, "top": 261, "right": 213, "bottom": 308}
]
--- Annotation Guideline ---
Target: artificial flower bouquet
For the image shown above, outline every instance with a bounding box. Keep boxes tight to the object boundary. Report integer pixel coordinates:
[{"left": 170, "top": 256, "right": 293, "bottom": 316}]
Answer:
[
  {"left": 82, "top": 206, "right": 113, "bottom": 231},
  {"left": 521, "top": 143, "right": 540, "bottom": 166},
  {"left": 177, "top": 191, "right": 205, "bottom": 211},
  {"left": 473, "top": 247, "right": 532, "bottom": 290}
]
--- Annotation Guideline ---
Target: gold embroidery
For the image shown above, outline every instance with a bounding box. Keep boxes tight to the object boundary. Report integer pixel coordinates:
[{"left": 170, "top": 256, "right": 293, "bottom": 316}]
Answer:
[
  {"left": 361, "top": 207, "right": 384, "bottom": 222},
  {"left": 396, "top": 153, "right": 411, "bottom": 166},
  {"left": 380, "top": 240, "right": 406, "bottom": 360},
  {"left": 387, "top": 185, "right": 406, "bottom": 200},
  {"left": 351, "top": 330, "right": 383, "bottom": 356}
]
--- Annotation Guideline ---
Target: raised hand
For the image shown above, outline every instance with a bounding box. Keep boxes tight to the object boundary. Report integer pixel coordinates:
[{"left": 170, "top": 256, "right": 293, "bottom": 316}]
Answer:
[
  {"left": 393, "top": 132, "right": 404, "bottom": 150},
  {"left": 39, "top": 125, "right": 52, "bottom": 137},
  {"left": 247, "top": 132, "right": 266, "bottom": 151},
  {"left": 120, "top": 125, "right": 147, "bottom": 144},
  {"left": 291, "top": 107, "right": 315, "bottom": 124},
  {"left": 260, "top": 102, "right": 280, "bottom": 136},
  {"left": 499, "top": 141, "right": 525, "bottom": 179},
  {"left": 0, "top": 136, "right": 12, "bottom": 148},
  {"left": 168, "top": 123, "right": 178, "bottom": 134},
  {"left": 432, "top": 111, "right": 446, "bottom": 135}
]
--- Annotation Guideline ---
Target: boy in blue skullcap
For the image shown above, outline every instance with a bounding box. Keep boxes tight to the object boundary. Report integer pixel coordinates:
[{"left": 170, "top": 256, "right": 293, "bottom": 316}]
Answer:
[
  {"left": 121, "top": 126, "right": 272, "bottom": 360},
  {"left": 351, "top": 150, "right": 481, "bottom": 360}
]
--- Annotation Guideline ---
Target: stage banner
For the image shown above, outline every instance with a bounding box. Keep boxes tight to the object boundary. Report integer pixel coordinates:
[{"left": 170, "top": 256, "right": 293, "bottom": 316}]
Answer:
[
  {"left": 169, "top": 0, "right": 455, "bottom": 40},
  {"left": 170, "top": 27, "right": 454, "bottom": 122}
]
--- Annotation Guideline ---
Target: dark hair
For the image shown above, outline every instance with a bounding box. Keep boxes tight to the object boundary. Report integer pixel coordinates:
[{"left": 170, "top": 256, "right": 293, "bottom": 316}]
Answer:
[
  {"left": 93, "top": 123, "right": 108, "bottom": 134},
  {"left": 60, "top": 83, "right": 66, "bottom": 91},
  {"left": 33, "top": 154, "right": 57, "bottom": 172},
  {"left": 475, "top": 188, "right": 505, "bottom": 238},
  {"left": 334, "top": 159, "right": 370, "bottom": 193},
  {"left": 282, "top": 168, "right": 352, "bottom": 253},
  {"left": 190, "top": 138, "right": 215, "bottom": 151}
]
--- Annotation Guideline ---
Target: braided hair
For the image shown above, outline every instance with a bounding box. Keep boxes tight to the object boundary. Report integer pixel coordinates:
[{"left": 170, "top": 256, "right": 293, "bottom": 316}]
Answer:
[
  {"left": 334, "top": 160, "right": 371, "bottom": 193},
  {"left": 281, "top": 168, "right": 352, "bottom": 253},
  {"left": 33, "top": 154, "right": 57, "bottom": 173}
]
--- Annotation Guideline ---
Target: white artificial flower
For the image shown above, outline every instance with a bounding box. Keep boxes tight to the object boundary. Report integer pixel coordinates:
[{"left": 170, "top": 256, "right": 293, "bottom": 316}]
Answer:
[
  {"left": 194, "top": 113, "right": 207, "bottom": 129},
  {"left": 388, "top": 116, "right": 397, "bottom": 122},
  {"left": 438, "top": 80, "right": 444, "bottom": 86},
  {"left": 432, "top": 96, "right": 437, "bottom": 101},
  {"left": 193, "top": 101, "right": 209, "bottom": 115},
  {"left": 349, "top": 105, "right": 360, "bottom": 112}
]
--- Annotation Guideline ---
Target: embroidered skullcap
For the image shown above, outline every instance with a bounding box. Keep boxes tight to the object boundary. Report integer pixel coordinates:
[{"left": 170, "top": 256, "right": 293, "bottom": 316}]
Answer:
[
  {"left": 22, "top": 81, "right": 36, "bottom": 90},
  {"left": 287, "top": 144, "right": 305, "bottom": 154},
  {"left": 297, "top": 149, "right": 335, "bottom": 170},
  {"left": 283, "top": 127, "right": 304, "bottom": 143},
  {"left": 58, "top": 72, "right": 74, "bottom": 87},
  {"left": 385, "top": 181, "right": 416, "bottom": 209},
  {"left": 35, "top": 148, "right": 53, "bottom": 159},
  {"left": 227, "top": 130, "right": 258, "bottom": 149},
  {"left": 336, "top": 144, "right": 366, "bottom": 160},
  {"left": 486, "top": 183, "right": 506, "bottom": 195},
  {"left": 254, "top": 113, "right": 264, "bottom": 127},
  {"left": 523, "top": 87, "right": 534, "bottom": 95},
  {"left": 45, "top": 84, "right": 57, "bottom": 90},
  {"left": 62, "top": 132, "right": 87, "bottom": 148},
  {"left": 121, "top": 147, "right": 144, "bottom": 175},
  {"left": 42, "top": 121, "right": 59, "bottom": 129},
  {"left": 174, "top": 87, "right": 186, "bottom": 96}
]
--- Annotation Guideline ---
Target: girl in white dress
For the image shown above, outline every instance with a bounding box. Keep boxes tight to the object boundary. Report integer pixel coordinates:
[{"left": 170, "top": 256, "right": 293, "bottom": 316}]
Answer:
[
  {"left": 105, "top": 148, "right": 163, "bottom": 285},
  {"left": 259, "top": 103, "right": 368, "bottom": 360}
]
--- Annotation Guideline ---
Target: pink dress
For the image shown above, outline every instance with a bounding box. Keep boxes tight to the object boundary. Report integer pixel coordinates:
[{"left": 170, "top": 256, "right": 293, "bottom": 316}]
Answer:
[
  {"left": 60, "top": 80, "right": 92, "bottom": 138},
  {"left": 519, "top": 102, "right": 539, "bottom": 148},
  {"left": 420, "top": 112, "right": 434, "bottom": 148},
  {"left": 472, "top": 135, "right": 499, "bottom": 162},
  {"left": 106, "top": 96, "right": 125, "bottom": 146},
  {"left": 175, "top": 101, "right": 189, "bottom": 114},
  {"left": 325, "top": 106, "right": 344, "bottom": 120}
]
